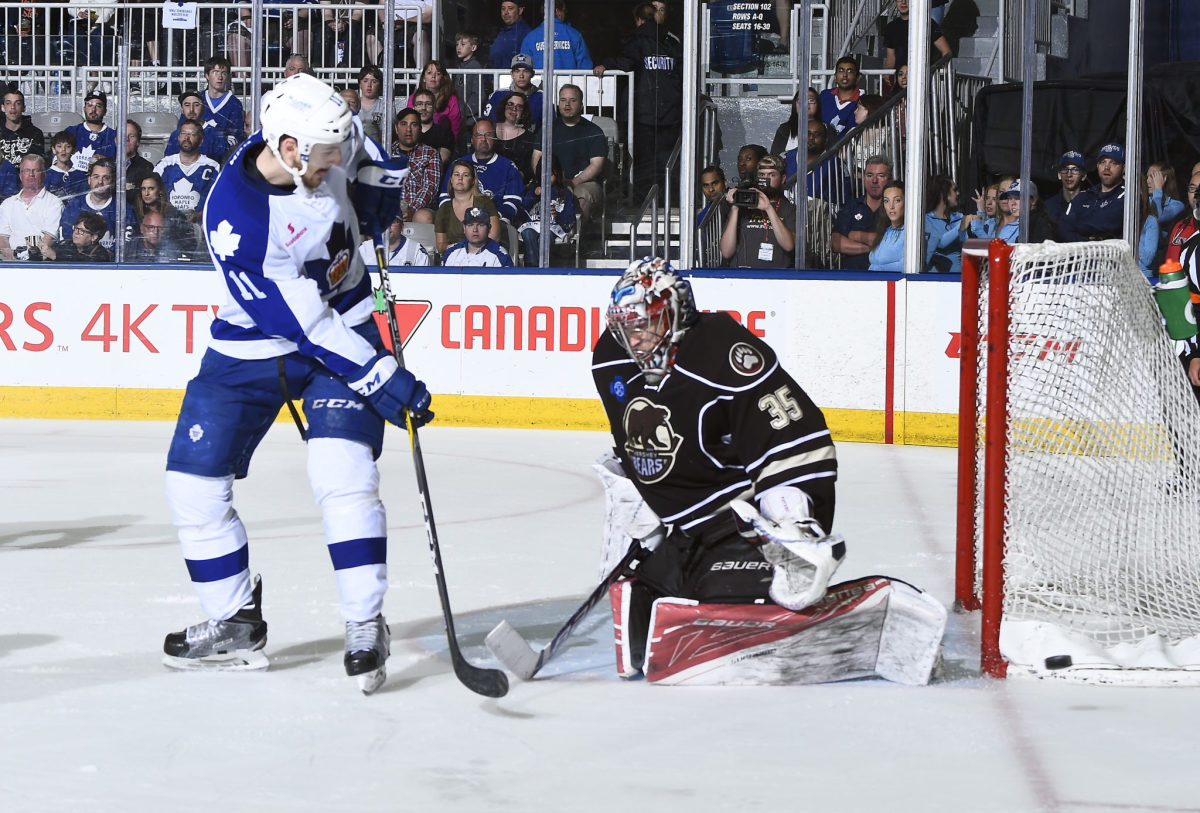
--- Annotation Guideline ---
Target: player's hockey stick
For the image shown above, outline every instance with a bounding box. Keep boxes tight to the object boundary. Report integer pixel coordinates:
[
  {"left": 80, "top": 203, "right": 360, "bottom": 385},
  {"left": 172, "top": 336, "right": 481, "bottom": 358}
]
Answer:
[
  {"left": 373, "top": 239, "right": 509, "bottom": 699},
  {"left": 485, "top": 531, "right": 659, "bottom": 680}
]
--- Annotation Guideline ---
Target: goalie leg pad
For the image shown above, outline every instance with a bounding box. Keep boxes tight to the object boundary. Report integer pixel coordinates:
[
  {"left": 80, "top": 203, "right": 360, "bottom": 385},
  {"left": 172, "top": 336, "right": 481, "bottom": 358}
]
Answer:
[
  {"left": 642, "top": 576, "right": 947, "bottom": 686},
  {"left": 609, "top": 579, "right": 654, "bottom": 678}
]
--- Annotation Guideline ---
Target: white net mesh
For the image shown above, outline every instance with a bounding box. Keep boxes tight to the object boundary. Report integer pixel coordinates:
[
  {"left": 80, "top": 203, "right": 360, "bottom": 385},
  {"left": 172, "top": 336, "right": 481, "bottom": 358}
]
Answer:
[{"left": 975, "top": 240, "right": 1200, "bottom": 683}]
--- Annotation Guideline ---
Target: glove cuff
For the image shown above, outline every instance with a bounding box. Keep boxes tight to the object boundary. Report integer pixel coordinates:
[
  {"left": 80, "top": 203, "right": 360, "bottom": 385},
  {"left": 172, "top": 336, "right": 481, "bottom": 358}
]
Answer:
[
  {"left": 347, "top": 352, "right": 399, "bottom": 397},
  {"left": 757, "top": 485, "right": 813, "bottom": 524}
]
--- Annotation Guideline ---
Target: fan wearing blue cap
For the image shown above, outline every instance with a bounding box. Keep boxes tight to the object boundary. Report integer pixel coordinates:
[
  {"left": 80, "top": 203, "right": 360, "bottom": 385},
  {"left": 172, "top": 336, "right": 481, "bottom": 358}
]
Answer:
[
  {"left": 1058, "top": 142, "right": 1126, "bottom": 242},
  {"left": 1044, "top": 150, "right": 1088, "bottom": 234},
  {"left": 996, "top": 179, "right": 1055, "bottom": 244}
]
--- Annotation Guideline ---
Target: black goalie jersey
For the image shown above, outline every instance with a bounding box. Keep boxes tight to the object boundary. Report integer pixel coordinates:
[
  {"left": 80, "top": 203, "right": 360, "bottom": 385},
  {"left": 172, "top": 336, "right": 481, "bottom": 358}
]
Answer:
[{"left": 592, "top": 312, "right": 837, "bottom": 534}]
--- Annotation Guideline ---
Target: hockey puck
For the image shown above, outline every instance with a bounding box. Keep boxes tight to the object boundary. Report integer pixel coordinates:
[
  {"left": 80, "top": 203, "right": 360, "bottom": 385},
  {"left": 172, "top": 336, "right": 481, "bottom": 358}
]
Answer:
[{"left": 1044, "top": 654, "right": 1073, "bottom": 670}]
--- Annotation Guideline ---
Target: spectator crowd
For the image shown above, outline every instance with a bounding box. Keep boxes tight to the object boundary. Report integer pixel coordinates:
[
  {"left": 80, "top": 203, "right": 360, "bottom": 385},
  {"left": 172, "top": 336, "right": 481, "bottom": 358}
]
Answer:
[
  {"left": 0, "top": 1, "right": 1166, "bottom": 275},
  {"left": 0, "top": 0, "right": 673, "bottom": 267}
]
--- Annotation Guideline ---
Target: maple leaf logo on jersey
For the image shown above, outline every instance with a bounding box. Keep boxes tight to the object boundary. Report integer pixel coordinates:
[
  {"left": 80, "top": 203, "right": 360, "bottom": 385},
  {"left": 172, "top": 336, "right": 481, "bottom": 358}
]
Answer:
[
  {"left": 73, "top": 144, "right": 97, "bottom": 172},
  {"left": 170, "top": 177, "right": 199, "bottom": 211},
  {"left": 622, "top": 397, "right": 682, "bottom": 484},
  {"left": 210, "top": 220, "right": 241, "bottom": 260}
]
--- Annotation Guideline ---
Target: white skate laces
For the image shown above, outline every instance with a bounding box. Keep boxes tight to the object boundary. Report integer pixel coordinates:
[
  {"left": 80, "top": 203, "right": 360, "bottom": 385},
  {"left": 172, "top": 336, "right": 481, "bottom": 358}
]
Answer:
[
  {"left": 730, "top": 499, "right": 847, "bottom": 611},
  {"left": 345, "top": 616, "right": 389, "bottom": 656},
  {"left": 344, "top": 615, "right": 390, "bottom": 695}
]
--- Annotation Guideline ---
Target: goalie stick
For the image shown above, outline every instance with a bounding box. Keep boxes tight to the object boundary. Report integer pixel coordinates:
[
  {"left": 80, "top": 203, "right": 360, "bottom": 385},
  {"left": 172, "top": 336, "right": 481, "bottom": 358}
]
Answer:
[
  {"left": 485, "top": 532, "right": 658, "bottom": 680},
  {"left": 373, "top": 238, "right": 509, "bottom": 699}
]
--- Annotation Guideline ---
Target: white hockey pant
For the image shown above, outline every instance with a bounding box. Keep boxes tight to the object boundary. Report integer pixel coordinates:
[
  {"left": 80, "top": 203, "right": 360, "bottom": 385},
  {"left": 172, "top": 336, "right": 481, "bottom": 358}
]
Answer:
[{"left": 165, "top": 438, "right": 388, "bottom": 625}]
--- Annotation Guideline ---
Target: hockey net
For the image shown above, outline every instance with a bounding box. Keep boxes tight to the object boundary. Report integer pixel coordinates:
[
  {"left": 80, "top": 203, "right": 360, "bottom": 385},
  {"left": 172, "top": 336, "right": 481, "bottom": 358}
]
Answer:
[{"left": 956, "top": 239, "right": 1200, "bottom": 685}]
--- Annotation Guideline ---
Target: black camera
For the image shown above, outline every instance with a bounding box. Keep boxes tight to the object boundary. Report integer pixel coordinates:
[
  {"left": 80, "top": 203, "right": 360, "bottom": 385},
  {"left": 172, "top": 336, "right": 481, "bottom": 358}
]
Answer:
[
  {"left": 732, "top": 183, "right": 759, "bottom": 208},
  {"left": 732, "top": 177, "right": 770, "bottom": 207}
]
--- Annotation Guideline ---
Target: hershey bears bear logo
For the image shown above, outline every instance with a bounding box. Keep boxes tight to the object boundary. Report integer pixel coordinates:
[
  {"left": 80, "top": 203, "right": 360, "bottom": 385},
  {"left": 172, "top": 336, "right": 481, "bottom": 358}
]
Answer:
[
  {"left": 729, "top": 342, "right": 765, "bottom": 376},
  {"left": 622, "top": 397, "right": 682, "bottom": 483}
]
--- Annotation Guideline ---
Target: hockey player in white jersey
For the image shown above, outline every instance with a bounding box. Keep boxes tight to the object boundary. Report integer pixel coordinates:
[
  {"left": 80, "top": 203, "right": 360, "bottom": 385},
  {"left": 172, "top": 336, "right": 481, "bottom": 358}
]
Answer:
[{"left": 162, "top": 74, "right": 429, "bottom": 694}]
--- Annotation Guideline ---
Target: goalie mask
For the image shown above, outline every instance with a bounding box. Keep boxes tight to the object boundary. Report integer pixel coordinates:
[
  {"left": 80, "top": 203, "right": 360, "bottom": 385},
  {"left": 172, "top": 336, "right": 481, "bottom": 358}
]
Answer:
[
  {"left": 260, "top": 73, "right": 357, "bottom": 190},
  {"left": 607, "top": 257, "right": 698, "bottom": 384}
]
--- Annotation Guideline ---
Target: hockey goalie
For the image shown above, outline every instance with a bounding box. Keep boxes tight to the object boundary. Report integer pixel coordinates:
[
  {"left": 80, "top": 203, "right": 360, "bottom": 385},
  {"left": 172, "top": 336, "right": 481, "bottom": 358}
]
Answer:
[{"left": 590, "top": 258, "right": 947, "bottom": 686}]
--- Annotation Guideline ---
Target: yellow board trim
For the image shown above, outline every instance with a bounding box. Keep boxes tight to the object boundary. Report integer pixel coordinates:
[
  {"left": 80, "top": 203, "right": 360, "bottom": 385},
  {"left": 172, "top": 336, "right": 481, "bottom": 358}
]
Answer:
[{"left": 0, "top": 387, "right": 963, "bottom": 446}]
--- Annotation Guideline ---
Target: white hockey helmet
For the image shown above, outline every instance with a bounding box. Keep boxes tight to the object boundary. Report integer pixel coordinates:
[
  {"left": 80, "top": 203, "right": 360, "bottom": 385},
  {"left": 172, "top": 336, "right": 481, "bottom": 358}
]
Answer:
[
  {"left": 259, "top": 73, "right": 355, "bottom": 187},
  {"left": 607, "top": 257, "right": 697, "bottom": 383}
]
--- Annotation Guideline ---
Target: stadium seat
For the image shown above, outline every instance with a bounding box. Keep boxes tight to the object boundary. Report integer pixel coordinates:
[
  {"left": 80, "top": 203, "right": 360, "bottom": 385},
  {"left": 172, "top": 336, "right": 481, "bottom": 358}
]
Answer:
[
  {"left": 401, "top": 221, "right": 438, "bottom": 263},
  {"left": 31, "top": 111, "right": 84, "bottom": 134},
  {"left": 503, "top": 220, "right": 521, "bottom": 263},
  {"left": 129, "top": 111, "right": 178, "bottom": 143},
  {"left": 139, "top": 142, "right": 166, "bottom": 168}
]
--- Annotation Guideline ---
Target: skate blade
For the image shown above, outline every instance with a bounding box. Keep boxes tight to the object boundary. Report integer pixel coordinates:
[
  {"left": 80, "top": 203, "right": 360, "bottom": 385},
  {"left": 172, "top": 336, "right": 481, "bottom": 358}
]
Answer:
[
  {"left": 356, "top": 666, "right": 386, "bottom": 695},
  {"left": 162, "top": 649, "right": 270, "bottom": 672}
]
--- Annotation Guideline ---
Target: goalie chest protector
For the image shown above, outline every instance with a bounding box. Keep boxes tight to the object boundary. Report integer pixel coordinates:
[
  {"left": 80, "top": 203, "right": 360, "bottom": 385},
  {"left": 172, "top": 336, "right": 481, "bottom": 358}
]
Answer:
[{"left": 591, "top": 312, "right": 837, "bottom": 533}]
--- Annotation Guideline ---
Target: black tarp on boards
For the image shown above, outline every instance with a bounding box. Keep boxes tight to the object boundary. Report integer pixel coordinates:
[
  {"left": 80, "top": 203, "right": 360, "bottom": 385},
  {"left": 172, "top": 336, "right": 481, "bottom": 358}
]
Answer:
[{"left": 968, "top": 62, "right": 1200, "bottom": 198}]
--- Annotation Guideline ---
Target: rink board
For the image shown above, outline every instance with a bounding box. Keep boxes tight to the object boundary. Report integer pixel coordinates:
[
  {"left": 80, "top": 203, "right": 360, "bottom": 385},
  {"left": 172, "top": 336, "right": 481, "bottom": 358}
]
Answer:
[{"left": 0, "top": 266, "right": 964, "bottom": 445}]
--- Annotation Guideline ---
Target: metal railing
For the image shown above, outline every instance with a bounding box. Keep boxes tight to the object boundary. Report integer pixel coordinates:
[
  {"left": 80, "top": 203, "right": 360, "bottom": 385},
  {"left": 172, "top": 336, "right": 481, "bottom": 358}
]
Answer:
[
  {"left": 696, "top": 196, "right": 726, "bottom": 268},
  {"left": 659, "top": 135, "right": 684, "bottom": 260},
  {"left": 1001, "top": 0, "right": 1052, "bottom": 82},
  {"left": 830, "top": 0, "right": 893, "bottom": 60},
  {"left": 628, "top": 184, "right": 662, "bottom": 262},
  {"left": 0, "top": 2, "right": 436, "bottom": 108},
  {"left": 787, "top": 53, "right": 971, "bottom": 269}
]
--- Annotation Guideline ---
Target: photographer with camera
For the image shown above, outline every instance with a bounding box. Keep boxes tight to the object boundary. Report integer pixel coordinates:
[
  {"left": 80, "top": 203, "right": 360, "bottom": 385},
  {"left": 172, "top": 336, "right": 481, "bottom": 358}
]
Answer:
[{"left": 719, "top": 153, "right": 796, "bottom": 268}]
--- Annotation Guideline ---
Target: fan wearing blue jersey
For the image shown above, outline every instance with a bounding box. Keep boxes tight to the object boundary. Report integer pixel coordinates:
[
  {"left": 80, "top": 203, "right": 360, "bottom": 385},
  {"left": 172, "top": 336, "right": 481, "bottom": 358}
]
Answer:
[
  {"left": 202, "top": 56, "right": 245, "bottom": 153},
  {"left": 162, "top": 74, "right": 429, "bottom": 695},
  {"left": 65, "top": 90, "right": 117, "bottom": 173},
  {"left": 154, "top": 121, "right": 221, "bottom": 223},
  {"left": 163, "top": 89, "right": 231, "bottom": 163}
]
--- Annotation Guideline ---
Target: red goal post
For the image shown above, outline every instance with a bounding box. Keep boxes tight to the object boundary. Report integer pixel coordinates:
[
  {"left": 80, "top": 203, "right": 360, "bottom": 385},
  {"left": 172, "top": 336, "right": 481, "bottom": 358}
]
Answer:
[{"left": 954, "top": 238, "right": 1200, "bottom": 685}]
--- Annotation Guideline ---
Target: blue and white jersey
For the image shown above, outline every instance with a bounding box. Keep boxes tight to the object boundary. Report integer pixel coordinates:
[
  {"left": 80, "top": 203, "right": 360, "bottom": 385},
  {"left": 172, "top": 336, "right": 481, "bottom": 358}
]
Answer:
[
  {"left": 202, "top": 132, "right": 378, "bottom": 378},
  {"left": 204, "top": 90, "right": 246, "bottom": 152},
  {"left": 442, "top": 238, "right": 513, "bottom": 268},
  {"left": 45, "top": 165, "right": 88, "bottom": 200},
  {"left": 64, "top": 123, "right": 117, "bottom": 172},
  {"left": 59, "top": 193, "right": 135, "bottom": 249},
  {"left": 165, "top": 123, "right": 232, "bottom": 163},
  {"left": 154, "top": 154, "right": 221, "bottom": 214},
  {"left": 357, "top": 235, "right": 430, "bottom": 267},
  {"left": 818, "top": 88, "right": 860, "bottom": 137},
  {"left": 439, "top": 153, "right": 525, "bottom": 221}
]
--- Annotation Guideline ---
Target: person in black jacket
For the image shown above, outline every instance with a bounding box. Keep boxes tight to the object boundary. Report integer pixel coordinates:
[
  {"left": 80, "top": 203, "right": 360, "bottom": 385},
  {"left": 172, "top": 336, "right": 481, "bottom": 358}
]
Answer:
[
  {"left": 1, "top": 88, "right": 45, "bottom": 167},
  {"left": 593, "top": 2, "right": 683, "bottom": 204}
]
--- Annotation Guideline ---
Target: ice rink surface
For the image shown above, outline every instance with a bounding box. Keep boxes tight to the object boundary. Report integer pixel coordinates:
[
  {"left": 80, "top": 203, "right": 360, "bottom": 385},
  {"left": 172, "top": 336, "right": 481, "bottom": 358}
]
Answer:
[{"left": 2, "top": 418, "right": 1199, "bottom": 813}]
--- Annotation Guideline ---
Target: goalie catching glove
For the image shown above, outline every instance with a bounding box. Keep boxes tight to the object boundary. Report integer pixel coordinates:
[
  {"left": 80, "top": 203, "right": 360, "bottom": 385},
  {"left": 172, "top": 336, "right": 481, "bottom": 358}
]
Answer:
[
  {"left": 730, "top": 494, "right": 846, "bottom": 611},
  {"left": 346, "top": 351, "right": 433, "bottom": 428}
]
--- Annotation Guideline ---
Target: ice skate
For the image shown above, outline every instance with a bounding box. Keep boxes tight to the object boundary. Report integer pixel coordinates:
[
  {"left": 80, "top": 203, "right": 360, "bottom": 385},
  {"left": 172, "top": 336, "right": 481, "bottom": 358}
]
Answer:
[
  {"left": 162, "top": 576, "right": 268, "bottom": 671},
  {"left": 345, "top": 614, "right": 390, "bottom": 695}
]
